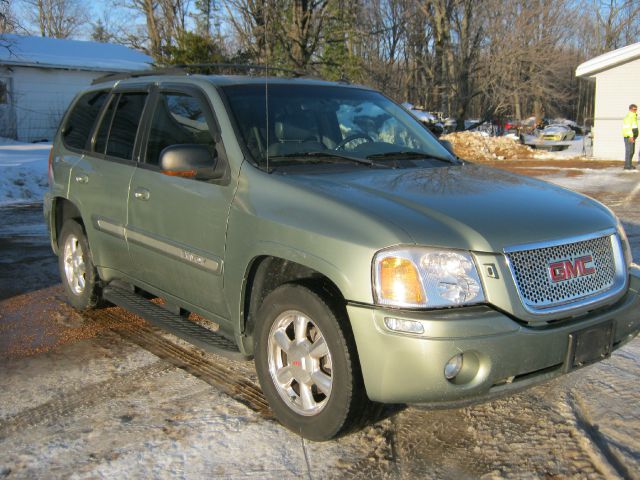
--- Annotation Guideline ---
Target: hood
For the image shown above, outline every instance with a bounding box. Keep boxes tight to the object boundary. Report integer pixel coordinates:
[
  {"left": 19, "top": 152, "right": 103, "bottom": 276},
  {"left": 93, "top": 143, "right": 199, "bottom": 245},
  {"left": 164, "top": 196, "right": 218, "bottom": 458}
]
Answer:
[{"left": 286, "top": 164, "right": 615, "bottom": 253}]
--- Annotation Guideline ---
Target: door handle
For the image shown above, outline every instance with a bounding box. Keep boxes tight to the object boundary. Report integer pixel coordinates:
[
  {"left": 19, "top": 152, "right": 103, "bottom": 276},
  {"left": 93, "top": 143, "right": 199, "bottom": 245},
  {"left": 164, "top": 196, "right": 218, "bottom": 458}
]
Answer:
[
  {"left": 133, "top": 188, "right": 150, "bottom": 201},
  {"left": 75, "top": 174, "right": 89, "bottom": 184}
]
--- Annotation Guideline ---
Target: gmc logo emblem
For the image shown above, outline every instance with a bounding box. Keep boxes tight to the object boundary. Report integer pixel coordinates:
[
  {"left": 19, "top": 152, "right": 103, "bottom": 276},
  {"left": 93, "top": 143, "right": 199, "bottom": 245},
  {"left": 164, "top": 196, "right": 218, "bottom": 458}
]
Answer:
[{"left": 549, "top": 255, "right": 596, "bottom": 283}]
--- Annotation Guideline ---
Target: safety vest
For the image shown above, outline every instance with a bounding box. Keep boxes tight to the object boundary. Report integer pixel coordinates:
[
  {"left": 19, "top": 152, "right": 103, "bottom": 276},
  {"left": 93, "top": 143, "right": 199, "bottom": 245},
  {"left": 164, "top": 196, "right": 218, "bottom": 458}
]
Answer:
[{"left": 622, "top": 111, "right": 638, "bottom": 137}]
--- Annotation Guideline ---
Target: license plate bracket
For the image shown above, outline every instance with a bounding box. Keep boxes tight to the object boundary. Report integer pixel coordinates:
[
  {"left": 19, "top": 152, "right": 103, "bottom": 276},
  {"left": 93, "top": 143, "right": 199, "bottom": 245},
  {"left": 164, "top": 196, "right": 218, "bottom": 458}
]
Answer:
[{"left": 565, "top": 321, "right": 614, "bottom": 371}]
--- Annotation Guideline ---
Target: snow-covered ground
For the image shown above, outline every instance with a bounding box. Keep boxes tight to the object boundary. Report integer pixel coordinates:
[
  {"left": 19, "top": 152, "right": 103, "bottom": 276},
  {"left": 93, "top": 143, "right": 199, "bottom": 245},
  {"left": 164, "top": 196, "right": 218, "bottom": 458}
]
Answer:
[
  {"left": 0, "top": 138, "right": 50, "bottom": 206},
  {"left": 545, "top": 165, "right": 640, "bottom": 192}
]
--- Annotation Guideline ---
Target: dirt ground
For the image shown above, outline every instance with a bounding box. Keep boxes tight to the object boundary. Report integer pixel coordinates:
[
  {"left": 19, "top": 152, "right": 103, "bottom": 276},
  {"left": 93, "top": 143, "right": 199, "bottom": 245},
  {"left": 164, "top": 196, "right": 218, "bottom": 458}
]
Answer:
[{"left": 1, "top": 157, "right": 639, "bottom": 479}]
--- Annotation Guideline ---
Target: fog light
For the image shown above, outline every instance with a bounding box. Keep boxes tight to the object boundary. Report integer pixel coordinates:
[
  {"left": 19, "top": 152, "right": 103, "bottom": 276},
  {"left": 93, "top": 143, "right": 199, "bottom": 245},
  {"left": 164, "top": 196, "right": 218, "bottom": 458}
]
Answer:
[
  {"left": 384, "top": 317, "right": 424, "bottom": 334},
  {"left": 444, "top": 353, "right": 464, "bottom": 380}
]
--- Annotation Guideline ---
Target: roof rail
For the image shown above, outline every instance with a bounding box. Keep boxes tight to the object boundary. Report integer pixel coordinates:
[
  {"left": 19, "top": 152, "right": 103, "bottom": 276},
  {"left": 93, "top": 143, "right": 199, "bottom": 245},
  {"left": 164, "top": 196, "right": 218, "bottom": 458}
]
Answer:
[{"left": 91, "top": 63, "right": 306, "bottom": 85}]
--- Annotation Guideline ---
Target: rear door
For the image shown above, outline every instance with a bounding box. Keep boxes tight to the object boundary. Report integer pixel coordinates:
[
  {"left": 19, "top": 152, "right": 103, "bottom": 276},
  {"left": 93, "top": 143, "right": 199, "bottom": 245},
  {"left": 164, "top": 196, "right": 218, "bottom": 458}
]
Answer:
[
  {"left": 69, "top": 89, "right": 149, "bottom": 275},
  {"left": 127, "top": 85, "right": 233, "bottom": 319},
  {"left": 56, "top": 89, "right": 109, "bottom": 204}
]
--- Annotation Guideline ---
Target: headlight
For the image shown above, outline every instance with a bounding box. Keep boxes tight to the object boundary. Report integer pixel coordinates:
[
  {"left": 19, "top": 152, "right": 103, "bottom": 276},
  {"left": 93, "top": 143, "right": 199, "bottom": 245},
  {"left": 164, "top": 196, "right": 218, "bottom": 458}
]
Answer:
[
  {"left": 617, "top": 221, "right": 633, "bottom": 267},
  {"left": 373, "top": 247, "right": 486, "bottom": 308}
]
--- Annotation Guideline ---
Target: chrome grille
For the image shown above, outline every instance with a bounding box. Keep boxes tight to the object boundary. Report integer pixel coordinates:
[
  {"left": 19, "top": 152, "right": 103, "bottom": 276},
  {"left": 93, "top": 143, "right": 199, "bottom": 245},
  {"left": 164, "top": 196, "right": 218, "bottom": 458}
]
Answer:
[{"left": 505, "top": 233, "right": 622, "bottom": 312}]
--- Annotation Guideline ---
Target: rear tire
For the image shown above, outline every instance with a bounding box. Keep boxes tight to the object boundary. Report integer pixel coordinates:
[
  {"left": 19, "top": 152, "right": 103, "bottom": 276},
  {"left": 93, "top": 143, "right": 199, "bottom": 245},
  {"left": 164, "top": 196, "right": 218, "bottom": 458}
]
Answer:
[
  {"left": 254, "top": 283, "right": 370, "bottom": 441},
  {"left": 58, "top": 220, "right": 103, "bottom": 310}
]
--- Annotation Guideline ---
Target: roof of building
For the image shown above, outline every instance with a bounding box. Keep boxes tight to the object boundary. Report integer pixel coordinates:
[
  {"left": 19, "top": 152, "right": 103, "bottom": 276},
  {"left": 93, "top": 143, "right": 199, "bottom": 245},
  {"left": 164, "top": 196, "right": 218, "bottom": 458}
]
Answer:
[
  {"left": 0, "top": 34, "right": 152, "bottom": 72},
  {"left": 576, "top": 42, "right": 640, "bottom": 78}
]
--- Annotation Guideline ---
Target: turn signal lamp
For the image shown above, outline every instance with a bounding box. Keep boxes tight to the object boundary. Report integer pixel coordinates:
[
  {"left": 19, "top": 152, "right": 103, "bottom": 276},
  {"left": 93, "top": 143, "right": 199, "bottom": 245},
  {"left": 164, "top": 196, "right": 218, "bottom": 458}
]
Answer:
[{"left": 377, "top": 256, "right": 425, "bottom": 306}]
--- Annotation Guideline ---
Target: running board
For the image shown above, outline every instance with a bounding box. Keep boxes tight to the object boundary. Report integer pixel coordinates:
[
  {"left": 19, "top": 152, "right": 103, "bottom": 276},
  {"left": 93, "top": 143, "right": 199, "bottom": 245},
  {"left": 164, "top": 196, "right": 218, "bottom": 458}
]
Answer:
[{"left": 103, "top": 284, "right": 248, "bottom": 361}]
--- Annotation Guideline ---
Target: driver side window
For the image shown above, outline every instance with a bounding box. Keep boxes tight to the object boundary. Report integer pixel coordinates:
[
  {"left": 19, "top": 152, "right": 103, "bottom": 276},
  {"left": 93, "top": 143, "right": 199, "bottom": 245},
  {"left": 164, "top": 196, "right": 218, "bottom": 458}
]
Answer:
[{"left": 146, "top": 92, "right": 216, "bottom": 166}]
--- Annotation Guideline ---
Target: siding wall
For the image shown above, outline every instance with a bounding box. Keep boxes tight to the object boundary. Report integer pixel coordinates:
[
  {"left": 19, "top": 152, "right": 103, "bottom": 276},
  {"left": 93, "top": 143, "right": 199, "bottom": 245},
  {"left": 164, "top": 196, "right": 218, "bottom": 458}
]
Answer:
[
  {"left": 0, "top": 66, "right": 99, "bottom": 142},
  {"left": 592, "top": 59, "right": 640, "bottom": 161}
]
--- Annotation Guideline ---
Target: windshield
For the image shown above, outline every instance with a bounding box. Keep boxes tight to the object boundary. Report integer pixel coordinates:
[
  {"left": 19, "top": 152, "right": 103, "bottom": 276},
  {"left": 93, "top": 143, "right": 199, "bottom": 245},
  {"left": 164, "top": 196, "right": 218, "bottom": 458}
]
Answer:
[{"left": 221, "top": 84, "right": 454, "bottom": 168}]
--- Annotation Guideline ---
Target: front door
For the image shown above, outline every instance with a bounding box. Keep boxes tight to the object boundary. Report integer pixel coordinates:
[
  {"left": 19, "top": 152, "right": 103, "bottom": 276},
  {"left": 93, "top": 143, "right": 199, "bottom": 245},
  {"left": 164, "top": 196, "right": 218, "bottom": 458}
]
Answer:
[{"left": 127, "top": 87, "right": 233, "bottom": 320}]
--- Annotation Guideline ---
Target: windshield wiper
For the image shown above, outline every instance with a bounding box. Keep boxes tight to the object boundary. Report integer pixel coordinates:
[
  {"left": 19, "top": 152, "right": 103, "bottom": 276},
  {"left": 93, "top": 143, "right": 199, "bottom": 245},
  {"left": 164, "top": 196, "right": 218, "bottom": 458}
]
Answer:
[
  {"left": 268, "top": 151, "right": 390, "bottom": 168},
  {"left": 366, "top": 150, "right": 457, "bottom": 164}
]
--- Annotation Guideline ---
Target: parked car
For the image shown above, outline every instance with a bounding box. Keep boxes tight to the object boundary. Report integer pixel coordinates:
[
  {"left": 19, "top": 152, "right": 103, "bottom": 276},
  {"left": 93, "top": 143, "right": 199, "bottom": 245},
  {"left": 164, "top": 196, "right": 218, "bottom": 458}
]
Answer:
[
  {"left": 502, "top": 118, "right": 522, "bottom": 134},
  {"left": 550, "top": 118, "right": 584, "bottom": 136},
  {"left": 45, "top": 70, "right": 640, "bottom": 441},
  {"left": 539, "top": 124, "right": 577, "bottom": 142},
  {"left": 402, "top": 102, "right": 444, "bottom": 136},
  {"left": 443, "top": 118, "right": 483, "bottom": 134}
]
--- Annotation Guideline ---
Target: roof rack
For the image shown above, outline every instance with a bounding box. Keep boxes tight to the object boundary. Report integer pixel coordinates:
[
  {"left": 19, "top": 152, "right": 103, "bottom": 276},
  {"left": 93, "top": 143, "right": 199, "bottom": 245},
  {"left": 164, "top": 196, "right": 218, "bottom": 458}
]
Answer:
[{"left": 91, "top": 63, "right": 306, "bottom": 85}]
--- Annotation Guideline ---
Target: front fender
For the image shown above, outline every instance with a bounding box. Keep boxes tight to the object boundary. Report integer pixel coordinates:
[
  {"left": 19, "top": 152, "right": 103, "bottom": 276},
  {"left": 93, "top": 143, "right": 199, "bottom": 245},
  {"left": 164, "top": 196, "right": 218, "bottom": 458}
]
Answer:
[{"left": 225, "top": 238, "right": 373, "bottom": 337}]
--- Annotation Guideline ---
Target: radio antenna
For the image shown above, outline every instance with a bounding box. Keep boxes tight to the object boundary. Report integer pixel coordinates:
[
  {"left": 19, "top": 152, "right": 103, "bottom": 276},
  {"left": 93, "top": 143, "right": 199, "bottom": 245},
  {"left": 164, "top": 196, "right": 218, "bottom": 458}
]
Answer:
[{"left": 264, "top": 4, "right": 270, "bottom": 173}]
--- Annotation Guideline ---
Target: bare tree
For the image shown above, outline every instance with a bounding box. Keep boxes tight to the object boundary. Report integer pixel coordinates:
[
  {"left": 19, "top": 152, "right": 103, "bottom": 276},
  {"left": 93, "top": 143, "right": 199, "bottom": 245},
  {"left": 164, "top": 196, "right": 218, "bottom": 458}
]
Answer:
[
  {"left": 1, "top": 0, "right": 17, "bottom": 34},
  {"left": 281, "top": 0, "right": 330, "bottom": 69},
  {"left": 478, "top": 0, "right": 576, "bottom": 121},
  {"left": 118, "top": 0, "right": 192, "bottom": 61},
  {"left": 221, "top": 0, "right": 284, "bottom": 64},
  {"left": 191, "top": 0, "right": 220, "bottom": 37},
  {"left": 0, "top": 0, "right": 18, "bottom": 54},
  {"left": 589, "top": 0, "right": 640, "bottom": 53},
  {"left": 448, "top": 0, "right": 486, "bottom": 129},
  {"left": 90, "top": 10, "right": 124, "bottom": 43},
  {"left": 121, "top": 0, "right": 163, "bottom": 58},
  {"left": 359, "top": 0, "right": 411, "bottom": 95},
  {"left": 22, "top": 0, "right": 89, "bottom": 38},
  {"left": 421, "top": 0, "right": 454, "bottom": 114},
  {"left": 158, "top": 0, "right": 191, "bottom": 45}
]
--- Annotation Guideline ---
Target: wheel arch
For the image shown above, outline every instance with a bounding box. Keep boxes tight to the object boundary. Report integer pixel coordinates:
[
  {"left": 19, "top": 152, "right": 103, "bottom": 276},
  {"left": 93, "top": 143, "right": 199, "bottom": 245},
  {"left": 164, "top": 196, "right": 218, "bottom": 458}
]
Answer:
[
  {"left": 239, "top": 255, "right": 351, "bottom": 356},
  {"left": 51, "top": 197, "right": 83, "bottom": 254}
]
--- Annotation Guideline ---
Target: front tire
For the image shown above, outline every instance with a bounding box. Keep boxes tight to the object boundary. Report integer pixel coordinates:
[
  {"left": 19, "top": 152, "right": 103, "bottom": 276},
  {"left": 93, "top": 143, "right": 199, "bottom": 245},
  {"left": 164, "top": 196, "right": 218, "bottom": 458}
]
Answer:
[
  {"left": 254, "top": 283, "right": 369, "bottom": 441},
  {"left": 58, "top": 220, "right": 102, "bottom": 310}
]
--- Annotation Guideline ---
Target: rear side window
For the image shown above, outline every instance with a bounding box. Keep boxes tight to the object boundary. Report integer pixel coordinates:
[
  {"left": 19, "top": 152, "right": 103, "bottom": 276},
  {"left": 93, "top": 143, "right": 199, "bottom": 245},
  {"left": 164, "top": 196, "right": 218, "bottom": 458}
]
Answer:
[
  {"left": 105, "top": 93, "right": 147, "bottom": 161},
  {"left": 63, "top": 91, "right": 108, "bottom": 150}
]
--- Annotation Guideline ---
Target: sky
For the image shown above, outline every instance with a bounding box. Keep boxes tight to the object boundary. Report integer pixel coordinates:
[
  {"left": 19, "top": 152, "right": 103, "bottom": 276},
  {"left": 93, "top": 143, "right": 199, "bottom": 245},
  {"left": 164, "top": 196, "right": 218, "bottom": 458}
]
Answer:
[{"left": 13, "top": 0, "right": 222, "bottom": 43}]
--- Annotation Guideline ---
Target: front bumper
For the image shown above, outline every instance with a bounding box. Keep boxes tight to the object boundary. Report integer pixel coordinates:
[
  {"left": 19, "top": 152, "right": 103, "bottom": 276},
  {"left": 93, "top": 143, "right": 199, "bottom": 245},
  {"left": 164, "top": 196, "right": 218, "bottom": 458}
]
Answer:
[{"left": 348, "top": 268, "right": 640, "bottom": 405}]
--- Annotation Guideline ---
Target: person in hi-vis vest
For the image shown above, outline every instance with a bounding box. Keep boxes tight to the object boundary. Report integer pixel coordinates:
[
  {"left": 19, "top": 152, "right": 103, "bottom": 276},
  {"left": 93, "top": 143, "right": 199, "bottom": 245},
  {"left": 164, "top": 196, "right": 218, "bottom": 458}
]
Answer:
[{"left": 622, "top": 103, "right": 638, "bottom": 170}]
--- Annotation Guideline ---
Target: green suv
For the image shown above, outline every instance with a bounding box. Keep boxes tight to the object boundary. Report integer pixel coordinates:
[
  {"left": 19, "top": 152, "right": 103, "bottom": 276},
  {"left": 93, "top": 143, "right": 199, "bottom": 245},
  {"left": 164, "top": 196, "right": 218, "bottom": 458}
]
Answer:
[{"left": 45, "top": 71, "right": 640, "bottom": 441}]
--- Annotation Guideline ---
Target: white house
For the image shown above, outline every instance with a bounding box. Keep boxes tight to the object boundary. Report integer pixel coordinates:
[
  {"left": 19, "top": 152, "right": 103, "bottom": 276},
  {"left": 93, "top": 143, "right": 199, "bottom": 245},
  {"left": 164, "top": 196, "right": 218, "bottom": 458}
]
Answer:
[
  {"left": 0, "top": 34, "right": 152, "bottom": 142},
  {"left": 576, "top": 42, "right": 640, "bottom": 161}
]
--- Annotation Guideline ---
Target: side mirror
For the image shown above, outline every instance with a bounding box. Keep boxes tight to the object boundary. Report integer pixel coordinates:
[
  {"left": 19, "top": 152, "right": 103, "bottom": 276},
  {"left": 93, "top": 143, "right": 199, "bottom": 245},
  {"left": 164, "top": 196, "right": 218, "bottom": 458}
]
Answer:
[
  {"left": 159, "top": 144, "right": 222, "bottom": 180},
  {"left": 439, "top": 139, "right": 455, "bottom": 155}
]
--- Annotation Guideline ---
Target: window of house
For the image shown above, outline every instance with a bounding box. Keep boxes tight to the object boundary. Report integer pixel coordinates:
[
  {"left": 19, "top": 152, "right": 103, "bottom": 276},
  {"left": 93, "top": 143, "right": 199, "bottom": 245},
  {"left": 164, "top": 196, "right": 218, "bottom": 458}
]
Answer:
[{"left": 0, "top": 80, "right": 8, "bottom": 104}]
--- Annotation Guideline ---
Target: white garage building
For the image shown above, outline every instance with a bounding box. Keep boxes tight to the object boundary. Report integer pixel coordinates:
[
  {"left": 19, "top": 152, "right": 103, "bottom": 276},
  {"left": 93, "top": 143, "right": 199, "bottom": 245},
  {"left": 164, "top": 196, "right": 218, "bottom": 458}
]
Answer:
[
  {"left": 576, "top": 42, "right": 640, "bottom": 161},
  {"left": 0, "top": 34, "right": 152, "bottom": 142}
]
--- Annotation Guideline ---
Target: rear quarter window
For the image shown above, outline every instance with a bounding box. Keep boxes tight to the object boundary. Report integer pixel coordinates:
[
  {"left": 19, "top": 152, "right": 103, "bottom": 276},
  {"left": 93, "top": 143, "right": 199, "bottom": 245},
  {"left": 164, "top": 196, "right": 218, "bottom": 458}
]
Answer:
[{"left": 62, "top": 91, "right": 109, "bottom": 151}]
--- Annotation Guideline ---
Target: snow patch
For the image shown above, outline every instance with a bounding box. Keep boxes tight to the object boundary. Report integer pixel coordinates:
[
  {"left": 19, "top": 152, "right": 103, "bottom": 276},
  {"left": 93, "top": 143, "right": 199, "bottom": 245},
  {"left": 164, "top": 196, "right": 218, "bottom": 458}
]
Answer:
[
  {"left": 0, "top": 138, "right": 51, "bottom": 206},
  {"left": 542, "top": 167, "right": 640, "bottom": 194}
]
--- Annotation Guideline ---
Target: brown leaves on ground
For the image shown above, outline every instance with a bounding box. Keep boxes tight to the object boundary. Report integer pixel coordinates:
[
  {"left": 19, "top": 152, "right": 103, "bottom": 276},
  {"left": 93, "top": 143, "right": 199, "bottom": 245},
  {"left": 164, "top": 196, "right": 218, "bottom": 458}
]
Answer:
[{"left": 442, "top": 132, "right": 536, "bottom": 162}]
